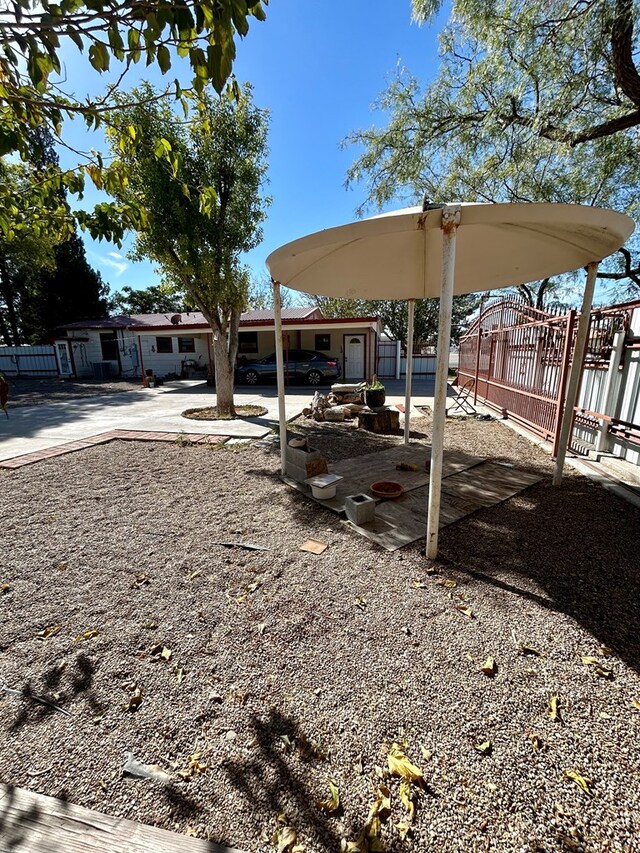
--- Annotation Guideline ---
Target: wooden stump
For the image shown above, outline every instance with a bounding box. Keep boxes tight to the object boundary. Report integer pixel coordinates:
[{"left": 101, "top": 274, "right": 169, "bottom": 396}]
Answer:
[{"left": 358, "top": 409, "right": 400, "bottom": 434}]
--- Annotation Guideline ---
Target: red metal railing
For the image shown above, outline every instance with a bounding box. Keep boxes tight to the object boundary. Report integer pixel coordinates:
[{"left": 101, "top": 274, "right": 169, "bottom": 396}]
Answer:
[{"left": 457, "top": 297, "right": 639, "bottom": 453}]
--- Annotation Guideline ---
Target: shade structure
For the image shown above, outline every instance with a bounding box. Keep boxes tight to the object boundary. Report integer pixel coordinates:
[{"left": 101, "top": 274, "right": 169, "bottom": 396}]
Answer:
[
  {"left": 266, "top": 203, "right": 634, "bottom": 299},
  {"left": 266, "top": 202, "right": 635, "bottom": 559}
]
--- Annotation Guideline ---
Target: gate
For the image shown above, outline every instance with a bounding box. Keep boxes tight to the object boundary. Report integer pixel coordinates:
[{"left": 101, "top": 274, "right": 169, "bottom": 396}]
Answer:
[
  {"left": 0, "top": 345, "right": 58, "bottom": 376},
  {"left": 457, "top": 298, "right": 639, "bottom": 457}
]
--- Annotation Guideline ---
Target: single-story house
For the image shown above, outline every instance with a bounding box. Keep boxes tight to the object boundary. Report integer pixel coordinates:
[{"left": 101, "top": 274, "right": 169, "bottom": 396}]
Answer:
[{"left": 55, "top": 307, "right": 382, "bottom": 383}]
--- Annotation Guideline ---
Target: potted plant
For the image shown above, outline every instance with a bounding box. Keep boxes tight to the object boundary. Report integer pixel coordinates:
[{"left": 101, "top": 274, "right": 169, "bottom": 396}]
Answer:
[{"left": 363, "top": 375, "right": 386, "bottom": 409}]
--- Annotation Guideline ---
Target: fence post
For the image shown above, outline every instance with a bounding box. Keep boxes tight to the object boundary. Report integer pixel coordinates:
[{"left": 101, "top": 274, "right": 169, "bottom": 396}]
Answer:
[
  {"left": 552, "top": 310, "right": 576, "bottom": 458},
  {"left": 595, "top": 329, "right": 626, "bottom": 453},
  {"left": 473, "top": 324, "right": 482, "bottom": 405},
  {"left": 553, "top": 262, "right": 598, "bottom": 486}
]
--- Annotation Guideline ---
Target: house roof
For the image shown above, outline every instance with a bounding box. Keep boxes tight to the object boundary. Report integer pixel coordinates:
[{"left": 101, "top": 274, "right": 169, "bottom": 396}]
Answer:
[{"left": 61, "top": 307, "right": 323, "bottom": 331}]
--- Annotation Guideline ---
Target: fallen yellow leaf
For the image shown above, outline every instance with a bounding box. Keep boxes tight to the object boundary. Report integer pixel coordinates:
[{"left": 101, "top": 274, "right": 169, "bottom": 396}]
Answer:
[
  {"left": 37, "top": 625, "right": 61, "bottom": 639},
  {"left": 274, "top": 825, "right": 297, "bottom": 853},
  {"left": 317, "top": 779, "right": 340, "bottom": 814},
  {"left": 474, "top": 740, "right": 492, "bottom": 756},
  {"left": 480, "top": 657, "right": 497, "bottom": 677},
  {"left": 548, "top": 695, "right": 561, "bottom": 722},
  {"left": 395, "top": 820, "right": 412, "bottom": 840},
  {"left": 74, "top": 628, "right": 98, "bottom": 642},
  {"left": 632, "top": 698, "right": 640, "bottom": 711},
  {"left": 456, "top": 605, "right": 474, "bottom": 618},
  {"left": 529, "top": 734, "right": 543, "bottom": 753},
  {"left": 354, "top": 597, "right": 367, "bottom": 609},
  {"left": 399, "top": 780, "right": 415, "bottom": 820},
  {"left": 438, "top": 578, "right": 457, "bottom": 589},
  {"left": 564, "top": 768, "right": 592, "bottom": 795},
  {"left": 387, "top": 743, "right": 424, "bottom": 783},
  {"left": 581, "top": 656, "right": 600, "bottom": 666}
]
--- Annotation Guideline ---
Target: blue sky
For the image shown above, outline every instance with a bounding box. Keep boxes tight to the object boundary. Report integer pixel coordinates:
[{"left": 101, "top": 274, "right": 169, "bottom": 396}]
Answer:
[{"left": 56, "top": 2, "right": 445, "bottom": 297}]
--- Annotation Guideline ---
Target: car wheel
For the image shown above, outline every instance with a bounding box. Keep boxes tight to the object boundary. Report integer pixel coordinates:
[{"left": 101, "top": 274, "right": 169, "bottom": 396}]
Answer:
[
  {"left": 244, "top": 370, "right": 259, "bottom": 385},
  {"left": 307, "top": 370, "right": 323, "bottom": 386}
]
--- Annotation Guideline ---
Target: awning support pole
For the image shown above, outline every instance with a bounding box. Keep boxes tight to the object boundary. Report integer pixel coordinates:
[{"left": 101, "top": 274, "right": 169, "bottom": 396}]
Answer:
[
  {"left": 426, "top": 205, "right": 460, "bottom": 559},
  {"left": 404, "top": 298, "right": 415, "bottom": 444},
  {"left": 552, "top": 261, "right": 598, "bottom": 486},
  {"left": 272, "top": 279, "right": 288, "bottom": 475}
]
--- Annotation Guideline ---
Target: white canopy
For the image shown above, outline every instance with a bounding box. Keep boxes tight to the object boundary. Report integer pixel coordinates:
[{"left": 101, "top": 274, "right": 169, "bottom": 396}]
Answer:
[
  {"left": 266, "top": 203, "right": 633, "bottom": 299},
  {"left": 265, "top": 202, "right": 635, "bottom": 559}
]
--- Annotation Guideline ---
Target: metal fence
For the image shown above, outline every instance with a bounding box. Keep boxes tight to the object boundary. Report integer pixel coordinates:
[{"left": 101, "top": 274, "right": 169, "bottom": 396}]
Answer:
[
  {"left": 0, "top": 345, "right": 58, "bottom": 376},
  {"left": 457, "top": 298, "right": 640, "bottom": 461}
]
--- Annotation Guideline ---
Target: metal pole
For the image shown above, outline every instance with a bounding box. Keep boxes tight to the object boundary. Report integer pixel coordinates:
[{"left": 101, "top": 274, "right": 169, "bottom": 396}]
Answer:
[
  {"left": 426, "top": 205, "right": 460, "bottom": 559},
  {"left": 551, "top": 310, "right": 576, "bottom": 457},
  {"left": 404, "top": 299, "right": 415, "bottom": 444},
  {"left": 552, "top": 262, "right": 598, "bottom": 486},
  {"left": 272, "top": 279, "right": 288, "bottom": 476}
]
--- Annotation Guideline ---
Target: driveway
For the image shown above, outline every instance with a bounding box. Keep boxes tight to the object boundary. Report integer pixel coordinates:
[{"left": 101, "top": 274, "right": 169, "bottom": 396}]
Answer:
[{"left": 0, "top": 378, "right": 444, "bottom": 462}]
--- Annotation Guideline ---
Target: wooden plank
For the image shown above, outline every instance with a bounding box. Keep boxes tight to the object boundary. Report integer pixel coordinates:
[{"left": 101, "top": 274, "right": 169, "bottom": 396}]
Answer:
[
  {"left": 0, "top": 784, "right": 243, "bottom": 853},
  {"left": 337, "top": 461, "right": 542, "bottom": 551},
  {"left": 284, "top": 445, "right": 484, "bottom": 514}
]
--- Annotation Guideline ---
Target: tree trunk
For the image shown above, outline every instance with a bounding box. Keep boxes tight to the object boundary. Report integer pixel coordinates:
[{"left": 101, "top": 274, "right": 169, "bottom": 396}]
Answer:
[{"left": 212, "top": 332, "right": 236, "bottom": 417}]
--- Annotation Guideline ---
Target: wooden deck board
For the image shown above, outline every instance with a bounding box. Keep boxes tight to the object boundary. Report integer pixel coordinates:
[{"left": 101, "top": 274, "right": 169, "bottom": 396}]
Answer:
[
  {"left": 0, "top": 784, "right": 243, "bottom": 853},
  {"left": 284, "top": 446, "right": 542, "bottom": 551},
  {"left": 285, "top": 445, "right": 484, "bottom": 513}
]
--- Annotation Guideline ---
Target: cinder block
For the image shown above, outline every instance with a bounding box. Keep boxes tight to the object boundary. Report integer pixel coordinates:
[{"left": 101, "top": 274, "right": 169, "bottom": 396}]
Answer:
[
  {"left": 285, "top": 444, "right": 328, "bottom": 483},
  {"left": 344, "top": 493, "right": 376, "bottom": 525}
]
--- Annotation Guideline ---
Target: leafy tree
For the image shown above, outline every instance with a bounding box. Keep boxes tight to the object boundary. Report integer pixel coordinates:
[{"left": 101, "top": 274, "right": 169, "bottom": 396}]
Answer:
[
  {"left": 310, "top": 295, "right": 478, "bottom": 349},
  {"left": 0, "top": 160, "right": 58, "bottom": 345},
  {"left": 247, "top": 272, "right": 295, "bottom": 310},
  {"left": 107, "top": 83, "right": 269, "bottom": 416},
  {"left": 346, "top": 0, "right": 640, "bottom": 298},
  {"left": 3, "top": 128, "right": 110, "bottom": 343},
  {"left": 111, "top": 284, "right": 189, "bottom": 315},
  {"left": 19, "top": 235, "right": 110, "bottom": 343},
  {"left": 0, "top": 1, "right": 268, "bottom": 241}
]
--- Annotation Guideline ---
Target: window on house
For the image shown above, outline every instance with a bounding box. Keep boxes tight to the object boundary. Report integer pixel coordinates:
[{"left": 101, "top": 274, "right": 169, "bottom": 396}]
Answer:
[
  {"left": 178, "top": 337, "right": 195, "bottom": 353},
  {"left": 315, "top": 333, "right": 331, "bottom": 351},
  {"left": 100, "top": 333, "right": 119, "bottom": 360},
  {"left": 238, "top": 331, "right": 259, "bottom": 353},
  {"left": 156, "top": 336, "right": 173, "bottom": 353}
]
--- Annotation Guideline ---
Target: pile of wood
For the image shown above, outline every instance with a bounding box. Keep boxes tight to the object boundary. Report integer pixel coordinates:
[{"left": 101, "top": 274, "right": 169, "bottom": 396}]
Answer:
[{"left": 303, "top": 384, "right": 368, "bottom": 422}]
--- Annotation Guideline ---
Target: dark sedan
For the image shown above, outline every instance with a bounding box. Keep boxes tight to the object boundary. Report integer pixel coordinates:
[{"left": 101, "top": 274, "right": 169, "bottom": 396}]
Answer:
[{"left": 236, "top": 349, "right": 341, "bottom": 386}]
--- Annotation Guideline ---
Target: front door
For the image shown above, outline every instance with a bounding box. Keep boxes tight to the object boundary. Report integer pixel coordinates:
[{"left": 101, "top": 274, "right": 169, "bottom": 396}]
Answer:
[
  {"left": 55, "top": 341, "right": 73, "bottom": 376},
  {"left": 344, "top": 335, "right": 365, "bottom": 380}
]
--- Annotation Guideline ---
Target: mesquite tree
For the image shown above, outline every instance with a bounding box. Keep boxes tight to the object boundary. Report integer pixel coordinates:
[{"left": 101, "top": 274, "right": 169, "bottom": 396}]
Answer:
[{"left": 108, "top": 83, "right": 269, "bottom": 416}]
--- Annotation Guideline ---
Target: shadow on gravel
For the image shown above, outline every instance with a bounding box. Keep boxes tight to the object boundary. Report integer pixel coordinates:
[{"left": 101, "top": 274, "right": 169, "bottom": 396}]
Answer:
[
  {"left": 7, "top": 653, "right": 98, "bottom": 732},
  {"left": 439, "top": 476, "right": 640, "bottom": 675},
  {"left": 220, "top": 708, "right": 343, "bottom": 851}
]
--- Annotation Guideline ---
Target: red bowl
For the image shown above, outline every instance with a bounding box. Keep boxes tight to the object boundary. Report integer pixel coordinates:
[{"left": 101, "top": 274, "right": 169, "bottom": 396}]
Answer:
[{"left": 371, "top": 480, "right": 403, "bottom": 499}]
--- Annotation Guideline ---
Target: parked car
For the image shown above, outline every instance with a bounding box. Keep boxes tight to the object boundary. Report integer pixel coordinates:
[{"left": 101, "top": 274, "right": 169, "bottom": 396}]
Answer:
[{"left": 236, "top": 350, "right": 341, "bottom": 385}]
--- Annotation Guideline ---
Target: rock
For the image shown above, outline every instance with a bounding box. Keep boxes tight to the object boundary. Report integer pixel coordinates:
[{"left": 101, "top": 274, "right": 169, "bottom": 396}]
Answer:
[{"left": 324, "top": 406, "right": 346, "bottom": 422}]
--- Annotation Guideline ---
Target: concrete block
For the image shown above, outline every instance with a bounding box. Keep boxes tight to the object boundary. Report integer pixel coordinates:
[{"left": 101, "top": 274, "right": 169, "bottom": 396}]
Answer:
[{"left": 344, "top": 493, "right": 376, "bottom": 525}]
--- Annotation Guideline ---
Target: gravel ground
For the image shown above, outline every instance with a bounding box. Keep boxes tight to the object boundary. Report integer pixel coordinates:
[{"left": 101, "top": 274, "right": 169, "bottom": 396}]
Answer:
[
  {"left": 4, "top": 377, "right": 143, "bottom": 408},
  {"left": 1, "top": 415, "right": 639, "bottom": 853}
]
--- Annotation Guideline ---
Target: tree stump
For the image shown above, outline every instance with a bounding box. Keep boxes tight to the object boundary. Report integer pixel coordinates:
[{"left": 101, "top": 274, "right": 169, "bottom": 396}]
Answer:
[{"left": 357, "top": 409, "right": 400, "bottom": 434}]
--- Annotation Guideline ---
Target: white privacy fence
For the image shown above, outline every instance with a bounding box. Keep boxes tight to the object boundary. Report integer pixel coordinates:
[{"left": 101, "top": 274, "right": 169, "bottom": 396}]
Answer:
[
  {"left": 0, "top": 345, "right": 58, "bottom": 376},
  {"left": 377, "top": 340, "right": 450, "bottom": 379}
]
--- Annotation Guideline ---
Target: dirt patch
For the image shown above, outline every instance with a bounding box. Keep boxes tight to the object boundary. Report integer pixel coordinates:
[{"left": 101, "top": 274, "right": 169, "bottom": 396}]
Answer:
[
  {"left": 182, "top": 405, "right": 268, "bottom": 420},
  {"left": 1, "top": 418, "right": 639, "bottom": 852}
]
